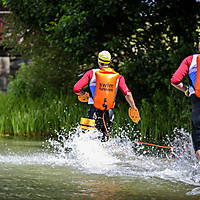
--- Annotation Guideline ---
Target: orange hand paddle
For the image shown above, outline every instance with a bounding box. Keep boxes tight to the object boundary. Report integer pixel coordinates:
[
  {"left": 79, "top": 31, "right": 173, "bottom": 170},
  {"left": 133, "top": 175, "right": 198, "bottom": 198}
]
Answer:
[
  {"left": 128, "top": 107, "right": 140, "bottom": 123},
  {"left": 78, "top": 92, "right": 89, "bottom": 102}
]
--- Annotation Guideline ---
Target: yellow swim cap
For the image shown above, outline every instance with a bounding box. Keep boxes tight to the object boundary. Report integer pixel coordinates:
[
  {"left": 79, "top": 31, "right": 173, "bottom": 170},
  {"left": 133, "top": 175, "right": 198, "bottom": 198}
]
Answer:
[{"left": 98, "top": 50, "right": 111, "bottom": 64}]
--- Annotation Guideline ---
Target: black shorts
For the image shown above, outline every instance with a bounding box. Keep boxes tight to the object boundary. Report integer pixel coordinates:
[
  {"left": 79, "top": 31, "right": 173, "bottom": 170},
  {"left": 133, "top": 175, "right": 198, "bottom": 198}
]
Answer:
[{"left": 88, "top": 104, "right": 114, "bottom": 136}]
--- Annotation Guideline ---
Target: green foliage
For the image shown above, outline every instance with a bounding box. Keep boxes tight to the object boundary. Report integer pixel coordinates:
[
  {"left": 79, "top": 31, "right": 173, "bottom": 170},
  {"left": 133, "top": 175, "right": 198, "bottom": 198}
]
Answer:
[
  {"left": 3, "top": 14, "right": 79, "bottom": 96},
  {"left": 0, "top": 0, "right": 6, "bottom": 7},
  {"left": 0, "top": 0, "right": 199, "bottom": 140},
  {"left": 6, "top": 38, "right": 77, "bottom": 98},
  {"left": 0, "top": 92, "right": 88, "bottom": 137},
  {"left": 8, "top": 58, "right": 76, "bottom": 98},
  {"left": 139, "top": 89, "right": 191, "bottom": 140},
  {"left": 3, "top": 0, "right": 199, "bottom": 98},
  {"left": 4, "top": 0, "right": 199, "bottom": 63},
  {"left": 0, "top": 90, "right": 190, "bottom": 140},
  {"left": 121, "top": 39, "right": 194, "bottom": 100}
]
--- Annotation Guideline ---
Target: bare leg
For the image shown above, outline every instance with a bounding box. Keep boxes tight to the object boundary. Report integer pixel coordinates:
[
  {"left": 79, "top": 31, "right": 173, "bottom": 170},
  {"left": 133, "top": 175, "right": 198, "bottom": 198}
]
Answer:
[{"left": 196, "top": 150, "right": 200, "bottom": 161}]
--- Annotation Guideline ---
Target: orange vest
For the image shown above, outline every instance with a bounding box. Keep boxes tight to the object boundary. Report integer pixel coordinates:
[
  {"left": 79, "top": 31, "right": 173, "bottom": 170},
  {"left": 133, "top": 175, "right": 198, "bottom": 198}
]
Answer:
[
  {"left": 195, "top": 55, "right": 200, "bottom": 98},
  {"left": 93, "top": 68, "right": 119, "bottom": 111}
]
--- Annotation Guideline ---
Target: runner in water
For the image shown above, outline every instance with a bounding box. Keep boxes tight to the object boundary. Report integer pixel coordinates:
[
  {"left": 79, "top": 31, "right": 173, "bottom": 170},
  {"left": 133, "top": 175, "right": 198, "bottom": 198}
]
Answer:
[
  {"left": 73, "top": 50, "right": 137, "bottom": 141},
  {"left": 171, "top": 43, "right": 200, "bottom": 160}
]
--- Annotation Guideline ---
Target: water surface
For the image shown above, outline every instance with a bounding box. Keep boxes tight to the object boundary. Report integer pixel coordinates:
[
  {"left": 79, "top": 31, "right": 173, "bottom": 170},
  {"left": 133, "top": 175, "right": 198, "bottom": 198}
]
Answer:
[{"left": 0, "top": 128, "right": 200, "bottom": 200}]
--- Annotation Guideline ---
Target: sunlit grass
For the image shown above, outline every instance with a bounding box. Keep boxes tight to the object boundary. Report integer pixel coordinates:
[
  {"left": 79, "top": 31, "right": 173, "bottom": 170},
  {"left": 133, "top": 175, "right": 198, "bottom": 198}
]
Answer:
[
  {"left": 0, "top": 93, "right": 87, "bottom": 137},
  {"left": 0, "top": 90, "right": 191, "bottom": 141}
]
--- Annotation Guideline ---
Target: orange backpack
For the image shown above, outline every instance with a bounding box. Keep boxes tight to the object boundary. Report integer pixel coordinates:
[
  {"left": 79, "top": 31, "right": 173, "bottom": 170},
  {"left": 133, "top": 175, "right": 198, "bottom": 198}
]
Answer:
[
  {"left": 93, "top": 68, "right": 119, "bottom": 111},
  {"left": 195, "top": 55, "right": 200, "bottom": 98}
]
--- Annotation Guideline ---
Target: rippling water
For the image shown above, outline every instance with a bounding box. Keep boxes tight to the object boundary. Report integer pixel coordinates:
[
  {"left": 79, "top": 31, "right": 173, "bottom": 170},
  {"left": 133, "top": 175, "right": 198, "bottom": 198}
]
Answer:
[{"left": 1, "top": 128, "right": 200, "bottom": 199}]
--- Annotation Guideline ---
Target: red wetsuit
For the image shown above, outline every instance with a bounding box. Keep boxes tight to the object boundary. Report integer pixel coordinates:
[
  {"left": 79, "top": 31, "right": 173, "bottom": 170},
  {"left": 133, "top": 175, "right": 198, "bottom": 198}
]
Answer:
[
  {"left": 73, "top": 67, "right": 131, "bottom": 141},
  {"left": 73, "top": 68, "right": 130, "bottom": 96},
  {"left": 171, "top": 55, "right": 193, "bottom": 85},
  {"left": 171, "top": 55, "right": 200, "bottom": 153}
]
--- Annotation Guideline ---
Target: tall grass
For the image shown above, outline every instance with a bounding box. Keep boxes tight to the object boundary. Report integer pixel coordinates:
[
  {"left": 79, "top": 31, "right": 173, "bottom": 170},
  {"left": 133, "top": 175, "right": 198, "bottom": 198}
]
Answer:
[
  {"left": 0, "top": 89, "right": 191, "bottom": 141},
  {"left": 111, "top": 89, "right": 191, "bottom": 142},
  {"left": 138, "top": 89, "right": 191, "bottom": 141},
  {"left": 0, "top": 92, "right": 88, "bottom": 137}
]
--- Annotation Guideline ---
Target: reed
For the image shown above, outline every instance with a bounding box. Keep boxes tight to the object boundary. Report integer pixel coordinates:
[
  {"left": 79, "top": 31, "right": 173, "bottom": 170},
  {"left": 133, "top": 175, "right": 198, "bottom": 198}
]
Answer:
[
  {"left": 0, "top": 90, "right": 191, "bottom": 141},
  {"left": 0, "top": 92, "right": 87, "bottom": 137},
  {"left": 137, "top": 90, "right": 191, "bottom": 141}
]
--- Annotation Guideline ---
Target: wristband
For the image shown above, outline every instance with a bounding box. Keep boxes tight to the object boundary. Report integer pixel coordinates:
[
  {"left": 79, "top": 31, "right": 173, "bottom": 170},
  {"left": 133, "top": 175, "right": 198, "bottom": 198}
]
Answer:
[{"left": 184, "top": 87, "right": 189, "bottom": 94}]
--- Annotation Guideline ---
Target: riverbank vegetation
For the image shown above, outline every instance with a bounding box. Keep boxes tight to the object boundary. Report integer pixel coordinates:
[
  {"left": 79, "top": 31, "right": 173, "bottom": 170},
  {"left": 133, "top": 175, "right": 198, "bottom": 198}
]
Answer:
[
  {"left": 0, "top": 71, "right": 191, "bottom": 141},
  {"left": 0, "top": 89, "right": 191, "bottom": 140},
  {"left": 0, "top": 0, "right": 199, "bottom": 141}
]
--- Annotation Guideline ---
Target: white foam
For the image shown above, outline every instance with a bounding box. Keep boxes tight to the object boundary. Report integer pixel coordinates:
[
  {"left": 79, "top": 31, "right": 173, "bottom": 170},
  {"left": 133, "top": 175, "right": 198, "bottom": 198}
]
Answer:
[{"left": 1, "top": 127, "right": 200, "bottom": 187}]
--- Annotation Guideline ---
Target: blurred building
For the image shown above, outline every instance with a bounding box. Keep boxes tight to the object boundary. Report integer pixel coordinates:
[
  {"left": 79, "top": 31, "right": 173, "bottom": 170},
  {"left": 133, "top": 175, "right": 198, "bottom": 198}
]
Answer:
[{"left": 0, "top": 8, "right": 25, "bottom": 92}]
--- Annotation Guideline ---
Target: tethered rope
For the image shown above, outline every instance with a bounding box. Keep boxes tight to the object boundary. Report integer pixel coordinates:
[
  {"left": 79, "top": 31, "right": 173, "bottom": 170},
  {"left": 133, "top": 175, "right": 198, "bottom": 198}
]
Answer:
[
  {"left": 102, "top": 111, "right": 191, "bottom": 161},
  {"left": 102, "top": 112, "right": 116, "bottom": 150}
]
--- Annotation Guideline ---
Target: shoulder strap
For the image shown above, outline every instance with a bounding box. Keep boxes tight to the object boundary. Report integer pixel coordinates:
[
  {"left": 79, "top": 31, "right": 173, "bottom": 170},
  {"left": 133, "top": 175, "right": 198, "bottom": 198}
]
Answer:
[{"left": 189, "top": 76, "right": 195, "bottom": 89}]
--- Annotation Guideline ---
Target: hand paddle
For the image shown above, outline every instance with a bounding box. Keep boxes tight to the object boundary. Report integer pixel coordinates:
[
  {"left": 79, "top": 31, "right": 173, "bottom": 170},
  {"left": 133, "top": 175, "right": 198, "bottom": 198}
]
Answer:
[
  {"left": 128, "top": 107, "right": 140, "bottom": 123},
  {"left": 78, "top": 92, "right": 89, "bottom": 102}
]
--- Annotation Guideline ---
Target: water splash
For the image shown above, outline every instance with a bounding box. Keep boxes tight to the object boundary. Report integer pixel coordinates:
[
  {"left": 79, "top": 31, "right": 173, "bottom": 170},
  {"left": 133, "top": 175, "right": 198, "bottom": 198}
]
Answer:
[
  {"left": 46, "top": 127, "right": 121, "bottom": 173},
  {"left": 45, "top": 126, "right": 200, "bottom": 186},
  {"left": 186, "top": 187, "right": 200, "bottom": 196},
  {"left": 1, "top": 127, "right": 200, "bottom": 187}
]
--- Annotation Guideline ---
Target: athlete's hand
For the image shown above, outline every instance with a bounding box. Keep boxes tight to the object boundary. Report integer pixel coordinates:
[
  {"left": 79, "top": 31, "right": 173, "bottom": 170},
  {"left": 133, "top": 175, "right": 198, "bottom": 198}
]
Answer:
[
  {"left": 184, "top": 87, "right": 189, "bottom": 97},
  {"left": 185, "top": 91, "right": 189, "bottom": 97},
  {"left": 128, "top": 107, "right": 140, "bottom": 124},
  {"left": 78, "top": 92, "right": 89, "bottom": 102}
]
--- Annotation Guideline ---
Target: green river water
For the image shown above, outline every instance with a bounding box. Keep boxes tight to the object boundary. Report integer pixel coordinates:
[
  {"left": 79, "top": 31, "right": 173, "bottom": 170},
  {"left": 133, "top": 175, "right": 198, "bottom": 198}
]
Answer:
[{"left": 1, "top": 128, "right": 200, "bottom": 200}]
